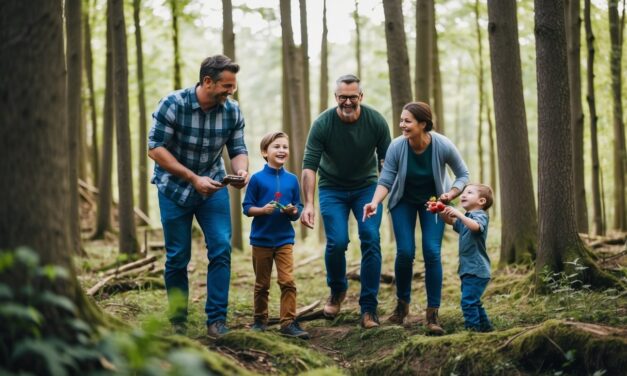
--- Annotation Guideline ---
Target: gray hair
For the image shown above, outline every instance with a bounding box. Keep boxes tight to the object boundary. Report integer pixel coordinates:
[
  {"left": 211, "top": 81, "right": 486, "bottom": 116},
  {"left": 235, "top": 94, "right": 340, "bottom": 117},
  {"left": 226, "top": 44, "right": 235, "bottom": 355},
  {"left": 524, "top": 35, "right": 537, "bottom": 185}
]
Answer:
[
  {"left": 199, "top": 54, "right": 240, "bottom": 83},
  {"left": 335, "top": 74, "right": 362, "bottom": 93}
]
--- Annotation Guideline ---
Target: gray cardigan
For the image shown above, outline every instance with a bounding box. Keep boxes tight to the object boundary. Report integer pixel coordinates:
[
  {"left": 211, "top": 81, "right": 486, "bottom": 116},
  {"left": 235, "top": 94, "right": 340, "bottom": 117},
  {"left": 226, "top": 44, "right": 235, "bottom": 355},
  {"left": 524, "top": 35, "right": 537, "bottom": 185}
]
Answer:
[{"left": 378, "top": 132, "right": 469, "bottom": 210}]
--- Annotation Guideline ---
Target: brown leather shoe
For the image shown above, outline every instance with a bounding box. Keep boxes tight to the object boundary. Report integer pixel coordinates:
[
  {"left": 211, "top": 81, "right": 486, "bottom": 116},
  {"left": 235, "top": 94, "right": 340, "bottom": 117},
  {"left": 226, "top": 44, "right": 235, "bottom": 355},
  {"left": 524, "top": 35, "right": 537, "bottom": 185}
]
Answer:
[
  {"left": 425, "top": 307, "right": 445, "bottom": 335},
  {"left": 323, "top": 291, "right": 346, "bottom": 318},
  {"left": 388, "top": 300, "right": 409, "bottom": 325},
  {"left": 361, "top": 312, "right": 380, "bottom": 329}
]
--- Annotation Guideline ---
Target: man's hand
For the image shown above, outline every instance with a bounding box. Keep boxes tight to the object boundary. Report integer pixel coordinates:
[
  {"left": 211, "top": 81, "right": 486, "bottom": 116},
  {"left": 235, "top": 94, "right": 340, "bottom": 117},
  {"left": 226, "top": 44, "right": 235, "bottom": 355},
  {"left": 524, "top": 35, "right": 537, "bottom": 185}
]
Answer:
[
  {"left": 229, "top": 169, "right": 249, "bottom": 189},
  {"left": 300, "top": 204, "right": 315, "bottom": 229},
  {"left": 191, "top": 175, "right": 224, "bottom": 196}
]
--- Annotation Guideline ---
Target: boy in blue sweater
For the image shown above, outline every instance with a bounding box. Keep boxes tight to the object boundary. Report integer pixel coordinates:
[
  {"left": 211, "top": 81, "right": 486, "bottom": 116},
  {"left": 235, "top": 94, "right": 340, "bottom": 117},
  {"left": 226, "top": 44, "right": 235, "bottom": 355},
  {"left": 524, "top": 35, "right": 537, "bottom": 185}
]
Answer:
[
  {"left": 242, "top": 131, "right": 310, "bottom": 339},
  {"left": 440, "top": 184, "right": 494, "bottom": 332}
]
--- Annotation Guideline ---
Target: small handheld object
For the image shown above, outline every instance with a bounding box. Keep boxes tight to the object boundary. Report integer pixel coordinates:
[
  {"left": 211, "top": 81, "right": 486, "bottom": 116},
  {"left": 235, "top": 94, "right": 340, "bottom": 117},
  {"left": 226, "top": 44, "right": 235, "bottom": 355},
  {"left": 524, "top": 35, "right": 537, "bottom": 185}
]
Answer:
[{"left": 222, "top": 175, "right": 245, "bottom": 185}]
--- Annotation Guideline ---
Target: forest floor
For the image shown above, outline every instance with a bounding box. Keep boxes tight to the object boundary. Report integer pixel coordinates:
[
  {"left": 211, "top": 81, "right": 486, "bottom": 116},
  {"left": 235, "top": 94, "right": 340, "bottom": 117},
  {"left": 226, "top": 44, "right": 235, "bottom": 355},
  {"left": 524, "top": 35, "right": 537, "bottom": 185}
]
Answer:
[{"left": 77, "top": 220, "right": 627, "bottom": 375}]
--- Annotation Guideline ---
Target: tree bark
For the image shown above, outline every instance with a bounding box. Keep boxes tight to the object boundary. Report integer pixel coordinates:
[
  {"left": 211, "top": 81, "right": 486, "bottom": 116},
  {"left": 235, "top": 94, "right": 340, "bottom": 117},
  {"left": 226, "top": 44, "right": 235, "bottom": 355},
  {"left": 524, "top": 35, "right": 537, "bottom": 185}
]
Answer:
[
  {"left": 92, "top": 0, "right": 115, "bottom": 240},
  {"left": 474, "top": 0, "right": 485, "bottom": 184},
  {"left": 565, "top": 0, "right": 589, "bottom": 234},
  {"left": 609, "top": 0, "right": 627, "bottom": 231},
  {"left": 66, "top": 0, "right": 83, "bottom": 254},
  {"left": 133, "top": 0, "right": 149, "bottom": 218},
  {"left": 170, "top": 0, "right": 181, "bottom": 89},
  {"left": 584, "top": 0, "right": 604, "bottom": 236},
  {"left": 318, "top": 0, "right": 329, "bottom": 243},
  {"left": 83, "top": 0, "right": 99, "bottom": 184},
  {"left": 222, "top": 0, "right": 243, "bottom": 251},
  {"left": 534, "top": 0, "right": 615, "bottom": 288},
  {"left": 111, "top": 0, "right": 139, "bottom": 254},
  {"left": 383, "top": 0, "right": 412, "bottom": 138},
  {"left": 415, "top": 0, "right": 432, "bottom": 103},
  {"left": 431, "top": 2, "right": 444, "bottom": 134},
  {"left": 299, "top": 0, "right": 311, "bottom": 132},
  {"left": 354, "top": 0, "right": 362, "bottom": 79},
  {"left": 0, "top": 0, "right": 102, "bottom": 330},
  {"left": 487, "top": 0, "right": 537, "bottom": 265}
]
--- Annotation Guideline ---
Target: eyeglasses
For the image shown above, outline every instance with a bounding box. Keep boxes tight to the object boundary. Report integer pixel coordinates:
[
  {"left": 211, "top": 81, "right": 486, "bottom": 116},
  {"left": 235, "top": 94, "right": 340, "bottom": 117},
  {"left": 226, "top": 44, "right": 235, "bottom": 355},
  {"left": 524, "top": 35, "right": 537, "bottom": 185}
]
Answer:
[{"left": 337, "top": 95, "right": 360, "bottom": 103}]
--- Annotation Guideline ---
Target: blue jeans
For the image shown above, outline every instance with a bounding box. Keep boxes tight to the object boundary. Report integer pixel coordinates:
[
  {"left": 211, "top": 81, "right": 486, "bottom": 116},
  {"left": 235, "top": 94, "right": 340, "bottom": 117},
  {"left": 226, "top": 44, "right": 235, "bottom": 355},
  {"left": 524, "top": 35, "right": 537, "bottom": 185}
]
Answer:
[
  {"left": 460, "top": 275, "right": 491, "bottom": 330},
  {"left": 390, "top": 199, "right": 445, "bottom": 307},
  {"left": 319, "top": 184, "right": 382, "bottom": 314},
  {"left": 158, "top": 189, "right": 231, "bottom": 326}
]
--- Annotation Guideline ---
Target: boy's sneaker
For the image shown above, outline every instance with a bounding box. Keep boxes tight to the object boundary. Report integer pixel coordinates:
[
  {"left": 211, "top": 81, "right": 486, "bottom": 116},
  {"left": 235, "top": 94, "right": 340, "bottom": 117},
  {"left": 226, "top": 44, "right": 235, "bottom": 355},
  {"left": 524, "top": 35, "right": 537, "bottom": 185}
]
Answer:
[
  {"left": 207, "top": 320, "right": 229, "bottom": 339},
  {"left": 251, "top": 320, "right": 267, "bottom": 332},
  {"left": 480, "top": 322, "right": 494, "bottom": 332},
  {"left": 280, "top": 321, "right": 310, "bottom": 339},
  {"left": 361, "top": 312, "right": 380, "bottom": 329}
]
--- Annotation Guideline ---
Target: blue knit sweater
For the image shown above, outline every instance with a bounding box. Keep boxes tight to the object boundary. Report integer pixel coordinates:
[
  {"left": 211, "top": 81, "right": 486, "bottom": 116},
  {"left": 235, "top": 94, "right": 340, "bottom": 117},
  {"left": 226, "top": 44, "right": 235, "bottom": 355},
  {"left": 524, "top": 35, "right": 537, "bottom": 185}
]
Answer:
[{"left": 242, "top": 164, "right": 303, "bottom": 247}]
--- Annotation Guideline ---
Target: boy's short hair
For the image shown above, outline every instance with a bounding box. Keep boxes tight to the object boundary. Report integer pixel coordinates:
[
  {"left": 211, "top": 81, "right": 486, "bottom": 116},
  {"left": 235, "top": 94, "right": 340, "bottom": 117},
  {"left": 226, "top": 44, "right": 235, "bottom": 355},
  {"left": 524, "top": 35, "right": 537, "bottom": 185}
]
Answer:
[
  {"left": 468, "top": 183, "right": 494, "bottom": 210},
  {"left": 259, "top": 131, "right": 289, "bottom": 161}
]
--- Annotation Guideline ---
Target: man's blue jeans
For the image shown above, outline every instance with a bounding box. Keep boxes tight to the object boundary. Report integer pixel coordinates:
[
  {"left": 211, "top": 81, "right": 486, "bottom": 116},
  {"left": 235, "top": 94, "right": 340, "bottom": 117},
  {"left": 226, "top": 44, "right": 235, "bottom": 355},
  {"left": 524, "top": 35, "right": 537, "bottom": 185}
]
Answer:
[
  {"left": 460, "top": 274, "right": 491, "bottom": 330},
  {"left": 158, "top": 189, "right": 231, "bottom": 326},
  {"left": 319, "top": 184, "right": 382, "bottom": 314},
  {"left": 390, "top": 199, "right": 445, "bottom": 307}
]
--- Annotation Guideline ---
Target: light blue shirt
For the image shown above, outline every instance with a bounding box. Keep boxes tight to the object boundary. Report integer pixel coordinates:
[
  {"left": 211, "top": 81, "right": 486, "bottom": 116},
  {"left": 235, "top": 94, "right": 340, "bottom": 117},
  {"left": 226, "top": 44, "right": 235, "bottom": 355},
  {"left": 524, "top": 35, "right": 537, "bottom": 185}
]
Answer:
[{"left": 453, "top": 210, "right": 491, "bottom": 279}]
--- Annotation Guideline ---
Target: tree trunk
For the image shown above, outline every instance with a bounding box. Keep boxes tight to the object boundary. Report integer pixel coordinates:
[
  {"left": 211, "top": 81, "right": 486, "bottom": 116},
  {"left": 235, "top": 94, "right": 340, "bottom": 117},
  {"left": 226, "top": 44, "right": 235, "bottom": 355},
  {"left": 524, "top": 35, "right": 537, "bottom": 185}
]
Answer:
[
  {"left": 584, "top": 0, "right": 604, "bottom": 236},
  {"left": 534, "top": 0, "right": 615, "bottom": 288},
  {"left": 487, "top": 101, "right": 497, "bottom": 217},
  {"left": 92, "top": 1, "right": 115, "bottom": 240},
  {"left": 318, "top": 0, "right": 329, "bottom": 243},
  {"left": 133, "top": 0, "right": 149, "bottom": 218},
  {"left": 222, "top": 0, "right": 243, "bottom": 251},
  {"left": 66, "top": 0, "right": 83, "bottom": 254},
  {"left": 83, "top": 0, "right": 99, "bottom": 184},
  {"left": 112, "top": 0, "right": 139, "bottom": 254},
  {"left": 487, "top": 0, "right": 537, "bottom": 265},
  {"left": 170, "top": 0, "right": 181, "bottom": 89},
  {"left": 431, "top": 2, "right": 444, "bottom": 134},
  {"left": 299, "top": 0, "right": 311, "bottom": 132},
  {"left": 415, "top": 0, "right": 432, "bottom": 103},
  {"left": 565, "top": 0, "right": 589, "bottom": 234},
  {"left": 609, "top": 0, "right": 627, "bottom": 231},
  {"left": 474, "top": 0, "right": 485, "bottom": 184},
  {"left": 383, "top": 0, "right": 412, "bottom": 138},
  {"left": 0, "top": 0, "right": 102, "bottom": 330},
  {"left": 354, "top": 0, "right": 362, "bottom": 79}
]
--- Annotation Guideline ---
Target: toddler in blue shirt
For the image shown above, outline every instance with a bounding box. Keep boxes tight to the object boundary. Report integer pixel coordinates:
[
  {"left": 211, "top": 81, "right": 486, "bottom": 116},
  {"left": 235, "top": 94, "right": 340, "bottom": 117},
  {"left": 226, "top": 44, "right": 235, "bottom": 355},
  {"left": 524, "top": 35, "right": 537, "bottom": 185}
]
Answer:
[{"left": 440, "top": 184, "right": 494, "bottom": 332}]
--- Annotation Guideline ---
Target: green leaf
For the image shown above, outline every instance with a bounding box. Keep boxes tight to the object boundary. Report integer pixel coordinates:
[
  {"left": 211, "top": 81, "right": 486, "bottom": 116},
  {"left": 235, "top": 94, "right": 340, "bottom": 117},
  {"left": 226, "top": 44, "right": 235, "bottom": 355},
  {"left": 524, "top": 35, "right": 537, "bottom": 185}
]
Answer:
[
  {"left": 12, "top": 339, "right": 68, "bottom": 376},
  {"left": 0, "top": 252, "right": 15, "bottom": 273},
  {"left": 0, "top": 283, "right": 13, "bottom": 300},
  {"left": 38, "top": 265, "right": 70, "bottom": 281},
  {"left": 37, "top": 291, "right": 77, "bottom": 315},
  {"left": 15, "top": 247, "right": 40, "bottom": 269},
  {"left": 0, "top": 303, "right": 42, "bottom": 325}
]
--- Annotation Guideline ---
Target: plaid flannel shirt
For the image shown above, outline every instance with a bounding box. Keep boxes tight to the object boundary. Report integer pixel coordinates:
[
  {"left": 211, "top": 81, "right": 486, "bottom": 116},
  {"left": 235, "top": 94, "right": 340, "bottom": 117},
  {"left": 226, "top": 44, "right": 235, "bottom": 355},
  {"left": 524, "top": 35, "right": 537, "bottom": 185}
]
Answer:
[{"left": 148, "top": 85, "right": 248, "bottom": 207}]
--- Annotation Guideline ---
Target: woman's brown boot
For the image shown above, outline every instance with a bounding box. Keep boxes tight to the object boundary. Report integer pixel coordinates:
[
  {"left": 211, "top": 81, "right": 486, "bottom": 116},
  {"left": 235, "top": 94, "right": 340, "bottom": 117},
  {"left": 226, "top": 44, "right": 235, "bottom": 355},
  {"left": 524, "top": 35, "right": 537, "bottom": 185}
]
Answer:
[
  {"left": 425, "top": 307, "right": 445, "bottom": 335},
  {"left": 388, "top": 300, "right": 409, "bottom": 324}
]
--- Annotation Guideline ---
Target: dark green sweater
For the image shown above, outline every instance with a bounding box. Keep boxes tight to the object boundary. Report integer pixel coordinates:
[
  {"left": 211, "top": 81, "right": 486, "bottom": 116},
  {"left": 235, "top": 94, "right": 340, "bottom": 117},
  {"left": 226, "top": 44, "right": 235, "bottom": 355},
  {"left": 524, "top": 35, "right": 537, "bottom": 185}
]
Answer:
[{"left": 302, "top": 104, "right": 391, "bottom": 190}]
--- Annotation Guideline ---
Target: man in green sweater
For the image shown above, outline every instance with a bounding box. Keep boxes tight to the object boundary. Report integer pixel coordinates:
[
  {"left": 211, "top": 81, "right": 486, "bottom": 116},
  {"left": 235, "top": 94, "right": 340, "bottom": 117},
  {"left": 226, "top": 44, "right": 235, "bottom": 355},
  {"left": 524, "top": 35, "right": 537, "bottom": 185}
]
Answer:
[{"left": 301, "top": 74, "right": 391, "bottom": 329}]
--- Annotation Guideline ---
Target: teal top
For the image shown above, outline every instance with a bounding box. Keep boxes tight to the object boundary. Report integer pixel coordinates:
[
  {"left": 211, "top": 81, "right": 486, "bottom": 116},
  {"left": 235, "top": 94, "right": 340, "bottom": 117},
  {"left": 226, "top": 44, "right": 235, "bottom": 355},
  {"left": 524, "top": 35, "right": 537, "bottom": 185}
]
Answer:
[
  {"left": 302, "top": 105, "right": 391, "bottom": 190},
  {"left": 403, "top": 143, "right": 436, "bottom": 204}
]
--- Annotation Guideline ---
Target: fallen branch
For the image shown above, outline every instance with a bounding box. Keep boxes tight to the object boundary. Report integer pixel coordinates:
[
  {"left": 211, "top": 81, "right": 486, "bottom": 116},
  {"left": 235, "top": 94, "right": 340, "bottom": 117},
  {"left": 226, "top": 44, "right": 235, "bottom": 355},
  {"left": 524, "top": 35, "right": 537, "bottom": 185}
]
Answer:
[
  {"left": 100, "top": 277, "right": 165, "bottom": 295},
  {"left": 497, "top": 324, "right": 540, "bottom": 351},
  {"left": 295, "top": 254, "right": 321, "bottom": 268},
  {"left": 267, "top": 300, "right": 321, "bottom": 325},
  {"left": 88, "top": 263, "right": 163, "bottom": 296},
  {"left": 103, "top": 255, "right": 157, "bottom": 277}
]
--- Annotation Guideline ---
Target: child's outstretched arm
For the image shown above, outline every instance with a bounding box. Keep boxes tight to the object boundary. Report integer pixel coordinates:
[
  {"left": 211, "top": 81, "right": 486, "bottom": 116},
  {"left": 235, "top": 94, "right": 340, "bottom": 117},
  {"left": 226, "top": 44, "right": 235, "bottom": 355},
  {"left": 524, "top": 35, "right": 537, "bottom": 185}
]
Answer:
[{"left": 441, "top": 206, "right": 481, "bottom": 232}]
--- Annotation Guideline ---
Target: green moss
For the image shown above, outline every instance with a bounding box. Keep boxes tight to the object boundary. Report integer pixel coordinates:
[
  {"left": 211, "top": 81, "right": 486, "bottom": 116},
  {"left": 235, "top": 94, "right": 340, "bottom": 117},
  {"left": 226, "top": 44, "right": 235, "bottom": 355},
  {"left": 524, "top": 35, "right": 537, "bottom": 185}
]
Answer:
[
  {"left": 299, "top": 367, "right": 347, "bottom": 376},
  {"left": 216, "top": 330, "right": 333, "bottom": 375}
]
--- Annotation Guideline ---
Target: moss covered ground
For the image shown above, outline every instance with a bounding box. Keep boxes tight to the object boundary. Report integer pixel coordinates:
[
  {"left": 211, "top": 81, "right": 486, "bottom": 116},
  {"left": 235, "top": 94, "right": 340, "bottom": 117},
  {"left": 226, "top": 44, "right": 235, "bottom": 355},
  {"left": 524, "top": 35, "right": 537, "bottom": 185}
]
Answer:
[{"left": 79, "top": 219, "right": 626, "bottom": 375}]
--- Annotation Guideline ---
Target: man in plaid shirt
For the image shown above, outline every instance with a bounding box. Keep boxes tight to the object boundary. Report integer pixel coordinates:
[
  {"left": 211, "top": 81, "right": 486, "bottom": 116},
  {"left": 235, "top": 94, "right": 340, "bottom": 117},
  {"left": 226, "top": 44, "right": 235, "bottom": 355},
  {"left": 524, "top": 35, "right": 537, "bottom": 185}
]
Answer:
[{"left": 148, "top": 54, "right": 248, "bottom": 338}]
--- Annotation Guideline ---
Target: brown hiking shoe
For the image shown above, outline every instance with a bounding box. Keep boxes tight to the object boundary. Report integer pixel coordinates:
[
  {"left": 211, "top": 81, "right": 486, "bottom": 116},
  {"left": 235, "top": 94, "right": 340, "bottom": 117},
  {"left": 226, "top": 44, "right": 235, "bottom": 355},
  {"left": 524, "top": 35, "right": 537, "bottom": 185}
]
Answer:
[
  {"left": 323, "top": 291, "right": 346, "bottom": 318},
  {"left": 388, "top": 300, "right": 409, "bottom": 325},
  {"left": 425, "top": 307, "right": 445, "bottom": 335},
  {"left": 361, "top": 312, "right": 380, "bottom": 329}
]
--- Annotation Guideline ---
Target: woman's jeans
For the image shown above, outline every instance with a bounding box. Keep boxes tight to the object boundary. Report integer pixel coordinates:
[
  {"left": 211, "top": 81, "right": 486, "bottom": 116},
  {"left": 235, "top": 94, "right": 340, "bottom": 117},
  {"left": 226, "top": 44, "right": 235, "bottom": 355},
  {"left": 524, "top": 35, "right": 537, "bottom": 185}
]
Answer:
[
  {"left": 158, "top": 189, "right": 231, "bottom": 326},
  {"left": 390, "top": 199, "right": 445, "bottom": 307},
  {"left": 319, "top": 184, "right": 382, "bottom": 314}
]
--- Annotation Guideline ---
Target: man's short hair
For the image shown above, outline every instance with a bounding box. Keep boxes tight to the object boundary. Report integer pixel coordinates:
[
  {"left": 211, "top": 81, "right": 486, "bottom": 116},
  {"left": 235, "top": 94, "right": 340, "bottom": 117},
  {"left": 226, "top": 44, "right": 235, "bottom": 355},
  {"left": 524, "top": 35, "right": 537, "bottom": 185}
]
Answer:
[
  {"left": 335, "top": 74, "right": 362, "bottom": 92},
  {"left": 199, "top": 54, "right": 240, "bottom": 83}
]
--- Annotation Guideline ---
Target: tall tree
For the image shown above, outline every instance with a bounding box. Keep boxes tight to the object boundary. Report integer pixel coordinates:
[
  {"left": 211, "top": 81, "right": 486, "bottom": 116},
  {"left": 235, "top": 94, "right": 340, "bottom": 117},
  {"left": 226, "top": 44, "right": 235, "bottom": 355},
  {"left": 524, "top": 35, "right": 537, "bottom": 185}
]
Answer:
[
  {"left": 487, "top": 0, "right": 537, "bottom": 264},
  {"left": 354, "top": 0, "right": 362, "bottom": 79},
  {"left": 474, "top": 0, "right": 485, "bottom": 183},
  {"left": 66, "top": 0, "right": 83, "bottom": 254},
  {"left": 111, "top": 0, "right": 139, "bottom": 254},
  {"left": 92, "top": 1, "right": 115, "bottom": 240},
  {"left": 318, "top": 0, "right": 329, "bottom": 242},
  {"left": 609, "top": 0, "right": 626, "bottom": 231},
  {"left": 584, "top": 0, "right": 604, "bottom": 235},
  {"left": 415, "top": 0, "right": 432, "bottom": 102},
  {"left": 170, "top": 0, "right": 181, "bottom": 89},
  {"left": 299, "top": 0, "right": 312, "bottom": 131},
  {"left": 431, "top": 2, "right": 444, "bottom": 133},
  {"left": 222, "top": 0, "right": 243, "bottom": 251},
  {"left": 534, "top": 0, "right": 614, "bottom": 287},
  {"left": 565, "top": 0, "right": 589, "bottom": 234},
  {"left": 83, "top": 0, "right": 99, "bottom": 183},
  {"left": 383, "top": 0, "right": 413, "bottom": 137},
  {"left": 133, "top": 0, "right": 149, "bottom": 218},
  {"left": 0, "top": 0, "right": 102, "bottom": 328}
]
